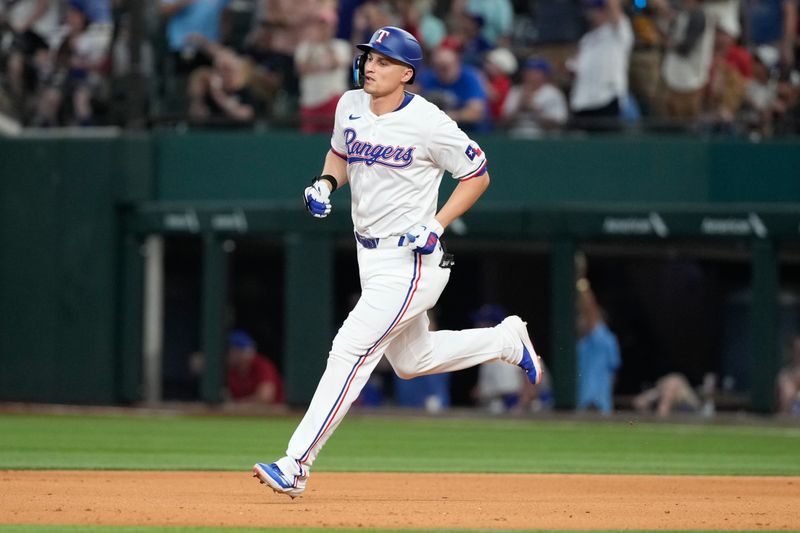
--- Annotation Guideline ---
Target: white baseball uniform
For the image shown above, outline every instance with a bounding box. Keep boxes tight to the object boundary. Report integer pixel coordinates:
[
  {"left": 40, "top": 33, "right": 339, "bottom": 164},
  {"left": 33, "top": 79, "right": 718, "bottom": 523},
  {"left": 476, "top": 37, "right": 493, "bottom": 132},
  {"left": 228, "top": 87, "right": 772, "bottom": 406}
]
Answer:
[{"left": 272, "top": 89, "right": 525, "bottom": 489}]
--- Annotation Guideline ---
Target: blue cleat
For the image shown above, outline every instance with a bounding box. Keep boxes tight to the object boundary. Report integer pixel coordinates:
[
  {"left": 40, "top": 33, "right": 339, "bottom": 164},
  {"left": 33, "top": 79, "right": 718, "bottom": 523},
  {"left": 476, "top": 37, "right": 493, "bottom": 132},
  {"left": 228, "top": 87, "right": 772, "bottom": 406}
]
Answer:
[
  {"left": 253, "top": 461, "right": 306, "bottom": 499},
  {"left": 502, "top": 315, "right": 544, "bottom": 385}
]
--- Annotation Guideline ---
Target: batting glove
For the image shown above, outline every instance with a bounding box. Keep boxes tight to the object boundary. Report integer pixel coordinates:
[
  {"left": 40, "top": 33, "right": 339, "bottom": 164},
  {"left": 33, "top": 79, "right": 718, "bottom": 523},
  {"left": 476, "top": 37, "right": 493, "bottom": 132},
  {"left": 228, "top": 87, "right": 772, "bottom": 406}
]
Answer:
[
  {"left": 405, "top": 220, "right": 443, "bottom": 255},
  {"left": 303, "top": 181, "right": 331, "bottom": 218}
]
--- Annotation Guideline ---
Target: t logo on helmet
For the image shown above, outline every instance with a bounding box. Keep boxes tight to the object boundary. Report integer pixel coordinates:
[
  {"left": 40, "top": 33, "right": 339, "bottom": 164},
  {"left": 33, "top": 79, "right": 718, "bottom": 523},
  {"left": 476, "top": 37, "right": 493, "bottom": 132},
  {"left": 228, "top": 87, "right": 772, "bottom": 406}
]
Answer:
[{"left": 375, "top": 29, "right": 391, "bottom": 44}]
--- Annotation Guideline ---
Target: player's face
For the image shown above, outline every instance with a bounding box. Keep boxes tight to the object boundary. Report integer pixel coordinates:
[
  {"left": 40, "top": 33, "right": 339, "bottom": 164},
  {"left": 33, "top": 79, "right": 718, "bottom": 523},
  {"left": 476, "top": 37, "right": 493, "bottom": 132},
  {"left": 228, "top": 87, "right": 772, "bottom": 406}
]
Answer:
[{"left": 362, "top": 52, "right": 413, "bottom": 96}]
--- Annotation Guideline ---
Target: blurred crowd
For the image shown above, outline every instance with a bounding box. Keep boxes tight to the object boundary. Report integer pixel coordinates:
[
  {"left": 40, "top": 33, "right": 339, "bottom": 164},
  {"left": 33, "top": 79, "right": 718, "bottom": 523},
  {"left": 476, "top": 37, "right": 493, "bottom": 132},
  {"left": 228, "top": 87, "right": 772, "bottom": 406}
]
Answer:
[{"left": 1, "top": 0, "right": 799, "bottom": 136}]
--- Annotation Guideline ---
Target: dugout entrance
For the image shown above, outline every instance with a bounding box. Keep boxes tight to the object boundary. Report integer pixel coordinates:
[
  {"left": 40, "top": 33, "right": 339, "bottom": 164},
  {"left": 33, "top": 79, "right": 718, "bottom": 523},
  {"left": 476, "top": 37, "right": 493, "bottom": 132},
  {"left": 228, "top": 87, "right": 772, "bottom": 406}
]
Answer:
[{"left": 120, "top": 203, "right": 800, "bottom": 413}]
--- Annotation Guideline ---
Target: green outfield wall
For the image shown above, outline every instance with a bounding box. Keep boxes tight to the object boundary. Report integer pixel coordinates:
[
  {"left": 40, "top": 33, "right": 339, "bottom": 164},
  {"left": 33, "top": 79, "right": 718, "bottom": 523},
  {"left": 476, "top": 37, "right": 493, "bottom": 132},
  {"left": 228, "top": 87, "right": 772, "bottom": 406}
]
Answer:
[{"left": 1, "top": 131, "right": 799, "bottom": 408}]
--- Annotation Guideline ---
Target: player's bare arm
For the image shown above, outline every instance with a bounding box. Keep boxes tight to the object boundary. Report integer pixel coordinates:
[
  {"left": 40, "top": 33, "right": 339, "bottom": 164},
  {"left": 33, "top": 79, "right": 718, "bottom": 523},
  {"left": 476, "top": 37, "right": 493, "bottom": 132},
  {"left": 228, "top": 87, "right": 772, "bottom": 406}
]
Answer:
[
  {"left": 320, "top": 150, "right": 349, "bottom": 190},
  {"left": 435, "top": 173, "right": 491, "bottom": 230}
]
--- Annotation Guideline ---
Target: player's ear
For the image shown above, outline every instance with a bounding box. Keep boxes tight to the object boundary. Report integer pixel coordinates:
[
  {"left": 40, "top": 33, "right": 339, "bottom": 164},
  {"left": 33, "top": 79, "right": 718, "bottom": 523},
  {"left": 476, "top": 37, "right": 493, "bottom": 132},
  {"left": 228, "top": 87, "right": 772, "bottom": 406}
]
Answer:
[{"left": 401, "top": 67, "right": 413, "bottom": 84}]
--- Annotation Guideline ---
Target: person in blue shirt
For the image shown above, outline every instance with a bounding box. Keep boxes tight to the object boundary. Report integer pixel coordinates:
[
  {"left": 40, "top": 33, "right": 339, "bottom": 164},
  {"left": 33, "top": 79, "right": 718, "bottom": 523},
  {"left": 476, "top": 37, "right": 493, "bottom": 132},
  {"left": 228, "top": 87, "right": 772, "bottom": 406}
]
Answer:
[
  {"left": 417, "top": 45, "right": 491, "bottom": 132},
  {"left": 159, "top": 0, "right": 230, "bottom": 73},
  {"left": 576, "top": 282, "right": 621, "bottom": 414}
]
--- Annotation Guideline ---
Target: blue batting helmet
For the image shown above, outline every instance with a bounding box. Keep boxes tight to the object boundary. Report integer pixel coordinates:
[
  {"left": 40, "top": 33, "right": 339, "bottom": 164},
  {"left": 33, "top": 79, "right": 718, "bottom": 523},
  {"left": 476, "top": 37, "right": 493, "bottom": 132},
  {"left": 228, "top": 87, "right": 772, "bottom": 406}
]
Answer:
[{"left": 354, "top": 26, "right": 423, "bottom": 85}]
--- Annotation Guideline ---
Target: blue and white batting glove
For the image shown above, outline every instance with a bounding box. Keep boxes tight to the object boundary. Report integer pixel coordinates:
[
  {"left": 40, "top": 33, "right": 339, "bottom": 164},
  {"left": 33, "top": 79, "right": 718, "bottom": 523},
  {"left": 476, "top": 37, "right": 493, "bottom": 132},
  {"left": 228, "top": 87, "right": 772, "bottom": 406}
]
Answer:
[
  {"left": 405, "top": 220, "right": 443, "bottom": 255},
  {"left": 303, "top": 181, "right": 331, "bottom": 218}
]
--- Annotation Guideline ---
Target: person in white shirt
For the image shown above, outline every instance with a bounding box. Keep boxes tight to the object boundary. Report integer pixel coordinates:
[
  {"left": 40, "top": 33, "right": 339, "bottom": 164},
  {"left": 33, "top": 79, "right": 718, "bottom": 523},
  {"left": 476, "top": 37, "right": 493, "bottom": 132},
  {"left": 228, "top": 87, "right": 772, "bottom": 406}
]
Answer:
[
  {"left": 661, "top": 0, "right": 715, "bottom": 120},
  {"left": 252, "top": 26, "right": 543, "bottom": 499},
  {"left": 568, "top": 0, "right": 634, "bottom": 131},
  {"left": 294, "top": 7, "right": 351, "bottom": 133},
  {"left": 502, "top": 57, "right": 569, "bottom": 138}
]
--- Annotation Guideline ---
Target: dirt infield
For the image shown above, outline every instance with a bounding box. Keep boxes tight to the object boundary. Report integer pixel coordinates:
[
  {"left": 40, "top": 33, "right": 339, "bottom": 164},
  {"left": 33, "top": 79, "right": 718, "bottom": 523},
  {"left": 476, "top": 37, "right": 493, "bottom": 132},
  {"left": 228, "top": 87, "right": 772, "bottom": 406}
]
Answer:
[{"left": 2, "top": 471, "right": 799, "bottom": 530}]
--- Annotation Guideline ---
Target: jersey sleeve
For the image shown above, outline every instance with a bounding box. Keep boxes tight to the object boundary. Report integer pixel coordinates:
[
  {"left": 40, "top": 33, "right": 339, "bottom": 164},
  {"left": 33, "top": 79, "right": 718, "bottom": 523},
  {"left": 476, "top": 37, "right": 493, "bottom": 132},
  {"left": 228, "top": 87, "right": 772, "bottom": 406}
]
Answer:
[
  {"left": 427, "top": 109, "right": 488, "bottom": 181},
  {"left": 329, "top": 92, "right": 350, "bottom": 161}
]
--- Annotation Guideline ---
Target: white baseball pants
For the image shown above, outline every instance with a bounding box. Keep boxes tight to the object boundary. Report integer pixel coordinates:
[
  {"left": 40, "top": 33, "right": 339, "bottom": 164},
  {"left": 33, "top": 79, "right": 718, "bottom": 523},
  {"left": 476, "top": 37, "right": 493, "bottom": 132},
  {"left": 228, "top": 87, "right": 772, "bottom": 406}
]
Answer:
[{"left": 282, "top": 242, "right": 522, "bottom": 472}]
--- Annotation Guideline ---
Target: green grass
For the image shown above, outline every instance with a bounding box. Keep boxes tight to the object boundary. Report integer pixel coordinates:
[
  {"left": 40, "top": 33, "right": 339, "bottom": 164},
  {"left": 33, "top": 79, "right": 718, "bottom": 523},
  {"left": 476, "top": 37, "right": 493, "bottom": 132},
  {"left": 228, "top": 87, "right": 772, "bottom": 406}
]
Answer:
[{"left": 1, "top": 413, "right": 800, "bottom": 475}]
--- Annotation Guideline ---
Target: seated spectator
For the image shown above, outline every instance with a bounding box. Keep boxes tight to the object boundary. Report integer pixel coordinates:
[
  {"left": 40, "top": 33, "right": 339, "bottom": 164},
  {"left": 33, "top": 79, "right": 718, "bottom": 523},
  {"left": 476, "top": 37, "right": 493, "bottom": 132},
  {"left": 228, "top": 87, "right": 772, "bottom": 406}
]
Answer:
[
  {"left": 777, "top": 335, "right": 800, "bottom": 414},
  {"left": 32, "top": 0, "right": 113, "bottom": 127},
  {"left": 418, "top": 45, "right": 490, "bottom": 132},
  {"left": 703, "top": 22, "right": 752, "bottom": 132},
  {"left": 743, "top": 45, "right": 781, "bottom": 136},
  {"left": 0, "top": 0, "right": 60, "bottom": 122},
  {"left": 567, "top": 0, "right": 633, "bottom": 132},
  {"left": 483, "top": 47, "right": 516, "bottom": 123},
  {"left": 226, "top": 330, "right": 284, "bottom": 404},
  {"left": 769, "top": 73, "right": 800, "bottom": 136},
  {"left": 576, "top": 280, "right": 621, "bottom": 414},
  {"left": 660, "top": 0, "right": 714, "bottom": 122},
  {"left": 241, "top": 19, "right": 298, "bottom": 118},
  {"left": 501, "top": 57, "right": 568, "bottom": 138},
  {"left": 294, "top": 7, "right": 350, "bottom": 133},
  {"left": 633, "top": 372, "right": 716, "bottom": 417},
  {"left": 468, "top": 315, "right": 554, "bottom": 416},
  {"left": 187, "top": 45, "right": 258, "bottom": 125},
  {"left": 455, "top": 11, "right": 493, "bottom": 69}
]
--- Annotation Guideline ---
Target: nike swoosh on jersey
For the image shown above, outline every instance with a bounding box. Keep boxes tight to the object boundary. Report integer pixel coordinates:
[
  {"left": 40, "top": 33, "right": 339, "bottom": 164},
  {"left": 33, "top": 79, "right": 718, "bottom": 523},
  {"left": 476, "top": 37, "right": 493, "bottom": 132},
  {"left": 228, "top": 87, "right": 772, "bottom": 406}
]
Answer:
[{"left": 348, "top": 114, "right": 361, "bottom": 120}]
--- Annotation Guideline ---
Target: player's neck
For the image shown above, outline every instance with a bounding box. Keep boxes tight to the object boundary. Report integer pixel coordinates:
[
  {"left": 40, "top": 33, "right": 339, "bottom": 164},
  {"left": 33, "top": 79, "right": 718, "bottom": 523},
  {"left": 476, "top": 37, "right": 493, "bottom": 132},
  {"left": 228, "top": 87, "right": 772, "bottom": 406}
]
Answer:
[{"left": 369, "top": 87, "right": 407, "bottom": 116}]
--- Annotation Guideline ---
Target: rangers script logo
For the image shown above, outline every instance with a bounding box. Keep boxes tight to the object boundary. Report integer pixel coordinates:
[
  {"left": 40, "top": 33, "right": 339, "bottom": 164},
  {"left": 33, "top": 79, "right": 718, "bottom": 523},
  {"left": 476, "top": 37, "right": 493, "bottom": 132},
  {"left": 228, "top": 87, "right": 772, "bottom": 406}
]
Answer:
[{"left": 344, "top": 128, "right": 416, "bottom": 169}]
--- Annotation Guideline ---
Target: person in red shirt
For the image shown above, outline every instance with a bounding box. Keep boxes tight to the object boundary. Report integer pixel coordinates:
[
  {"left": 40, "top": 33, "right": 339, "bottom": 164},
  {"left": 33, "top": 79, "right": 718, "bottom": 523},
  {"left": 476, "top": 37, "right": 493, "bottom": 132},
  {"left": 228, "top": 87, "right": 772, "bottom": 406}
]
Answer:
[
  {"left": 226, "top": 330, "right": 284, "bottom": 404},
  {"left": 483, "top": 47, "right": 517, "bottom": 123}
]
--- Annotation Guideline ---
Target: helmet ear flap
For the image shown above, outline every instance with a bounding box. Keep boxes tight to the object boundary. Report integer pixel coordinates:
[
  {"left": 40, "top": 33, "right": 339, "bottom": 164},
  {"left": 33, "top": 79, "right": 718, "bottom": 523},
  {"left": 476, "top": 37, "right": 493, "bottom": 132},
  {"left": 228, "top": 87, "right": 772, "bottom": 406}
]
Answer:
[{"left": 352, "top": 52, "right": 368, "bottom": 87}]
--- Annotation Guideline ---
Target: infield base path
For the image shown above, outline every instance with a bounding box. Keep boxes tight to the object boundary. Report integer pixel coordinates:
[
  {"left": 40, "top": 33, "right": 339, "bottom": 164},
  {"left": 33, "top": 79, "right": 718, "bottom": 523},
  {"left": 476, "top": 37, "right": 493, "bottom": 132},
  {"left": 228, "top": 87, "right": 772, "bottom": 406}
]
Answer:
[{"left": 2, "top": 471, "right": 799, "bottom": 530}]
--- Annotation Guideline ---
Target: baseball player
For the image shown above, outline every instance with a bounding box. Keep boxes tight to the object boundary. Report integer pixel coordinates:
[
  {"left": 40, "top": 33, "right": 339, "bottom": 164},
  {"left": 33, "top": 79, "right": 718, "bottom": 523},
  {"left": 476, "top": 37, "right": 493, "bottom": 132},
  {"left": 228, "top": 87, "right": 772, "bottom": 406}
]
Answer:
[{"left": 253, "top": 26, "right": 543, "bottom": 498}]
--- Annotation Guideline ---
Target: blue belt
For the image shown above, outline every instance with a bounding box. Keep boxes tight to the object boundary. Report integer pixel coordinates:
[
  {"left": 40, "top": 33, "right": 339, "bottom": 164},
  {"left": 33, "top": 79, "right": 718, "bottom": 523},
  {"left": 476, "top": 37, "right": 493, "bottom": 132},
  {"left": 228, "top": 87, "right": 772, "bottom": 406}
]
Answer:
[{"left": 355, "top": 232, "right": 406, "bottom": 249}]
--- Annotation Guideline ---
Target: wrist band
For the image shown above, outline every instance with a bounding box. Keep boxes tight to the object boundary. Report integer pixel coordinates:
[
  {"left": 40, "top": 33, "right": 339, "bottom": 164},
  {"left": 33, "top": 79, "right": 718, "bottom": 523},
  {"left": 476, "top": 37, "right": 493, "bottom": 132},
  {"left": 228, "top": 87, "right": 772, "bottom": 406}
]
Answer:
[{"left": 314, "top": 174, "right": 338, "bottom": 192}]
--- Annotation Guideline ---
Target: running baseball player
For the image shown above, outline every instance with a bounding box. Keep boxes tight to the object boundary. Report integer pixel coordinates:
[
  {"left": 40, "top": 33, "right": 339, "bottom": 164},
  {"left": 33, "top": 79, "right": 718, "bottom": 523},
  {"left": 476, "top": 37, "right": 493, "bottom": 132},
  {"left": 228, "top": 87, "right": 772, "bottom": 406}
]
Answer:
[{"left": 253, "top": 26, "right": 543, "bottom": 498}]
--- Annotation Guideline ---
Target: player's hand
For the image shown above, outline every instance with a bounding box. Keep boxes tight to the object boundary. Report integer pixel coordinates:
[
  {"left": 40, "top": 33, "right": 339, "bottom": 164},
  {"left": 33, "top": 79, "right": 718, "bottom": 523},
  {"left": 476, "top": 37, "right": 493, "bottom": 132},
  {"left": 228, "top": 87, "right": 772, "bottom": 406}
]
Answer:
[
  {"left": 303, "top": 181, "right": 331, "bottom": 218},
  {"left": 405, "top": 220, "right": 443, "bottom": 255}
]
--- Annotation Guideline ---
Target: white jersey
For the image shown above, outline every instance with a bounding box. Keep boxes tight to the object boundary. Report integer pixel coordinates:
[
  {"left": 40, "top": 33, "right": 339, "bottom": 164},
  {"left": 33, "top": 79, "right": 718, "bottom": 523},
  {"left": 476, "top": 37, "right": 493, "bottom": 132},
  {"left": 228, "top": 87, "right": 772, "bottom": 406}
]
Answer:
[{"left": 330, "top": 89, "right": 488, "bottom": 239}]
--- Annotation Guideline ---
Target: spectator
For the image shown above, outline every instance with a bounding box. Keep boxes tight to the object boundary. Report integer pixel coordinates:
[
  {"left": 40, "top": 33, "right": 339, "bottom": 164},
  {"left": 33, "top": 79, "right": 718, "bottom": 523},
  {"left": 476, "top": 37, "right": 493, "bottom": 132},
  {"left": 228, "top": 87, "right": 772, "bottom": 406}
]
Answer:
[
  {"left": 628, "top": 0, "right": 669, "bottom": 117},
  {"left": 501, "top": 57, "right": 568, "bottom": 138},
  {"left": 456, "top": 11, "right": 493, "bottom": 69},
  {"left": 568, "top": 0, "right": 634, "bottom": 132},
  {"left": 241, "top": 19, "right": 298, "bottom": 119},
  {"left": 459, "top": 0, "right": 514, "bottom": 46},
  {"left": 395, "top": 0, "right": 446, "bottom": 51},
  {"left": 226, "top": 330, "right": 284, "bottom": 404},
  {"left": 743, "top": 44, "right": 781, "bottom": 135},
  {"left": 660, "top": 0, "right": 715, "bottom": 122},
  {"left": 418, "top": 45, "right": 490, "bottom": 131},
  {"left": 777, "top": 335, "right": 800, "bottom": 413},
  {"left": 470, "top": 304, "right": 525, "bottom": 413},
  {"left": 0, "top": 0, "right": 60, "bottom": 120},
  {"left": 350, "top": 0, "right": 397, "bottom": 46},
  {"left": 294, "top": 6, "right": 350, "bottom": 133},
  {"left": 483, "top": 47, "right": 516, "bottom": 123},
  {"left": 743, "top": 0, "right": 798, "bottom": 74},
  {"left": 253, "top": 0, "right": 316, "bottom": 56},
  {"left": 769, "top": 71, "right": 800, "bottom": 135},
  {"left": 704, "top": 22, "right": 752, "bottom": 131},
  {"left": 187, "top": 44, "right": 258, "bottom": 125},
  {"left": 159, "top": 0, "right": 230, "bottom": 75},
  {"left": 633, "top": 372, "right": 716, "bottom": 417},
  {"left": 576, "top": 280, "right": 621, "bottom": 414},
  {"left": 32, "top": 0, "right": 113, "bottom": 127}
]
